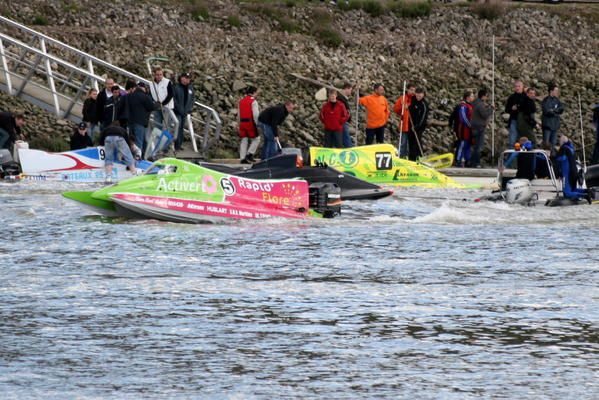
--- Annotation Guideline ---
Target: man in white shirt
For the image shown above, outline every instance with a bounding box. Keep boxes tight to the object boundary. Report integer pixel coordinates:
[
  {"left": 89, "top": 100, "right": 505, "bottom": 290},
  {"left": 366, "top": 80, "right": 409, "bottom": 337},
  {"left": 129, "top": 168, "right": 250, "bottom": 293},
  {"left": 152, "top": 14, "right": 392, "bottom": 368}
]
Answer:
[{"left": 149, "top": 67, "right": 174, "bottom": 129}]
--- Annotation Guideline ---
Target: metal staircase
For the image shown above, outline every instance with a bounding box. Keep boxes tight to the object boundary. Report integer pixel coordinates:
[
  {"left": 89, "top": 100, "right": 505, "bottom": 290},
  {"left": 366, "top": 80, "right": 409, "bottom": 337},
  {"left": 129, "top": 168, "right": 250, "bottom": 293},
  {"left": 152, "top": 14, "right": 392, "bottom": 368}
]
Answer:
[{"left": 0, "top": 15, "right": 221, "bottom": 157}]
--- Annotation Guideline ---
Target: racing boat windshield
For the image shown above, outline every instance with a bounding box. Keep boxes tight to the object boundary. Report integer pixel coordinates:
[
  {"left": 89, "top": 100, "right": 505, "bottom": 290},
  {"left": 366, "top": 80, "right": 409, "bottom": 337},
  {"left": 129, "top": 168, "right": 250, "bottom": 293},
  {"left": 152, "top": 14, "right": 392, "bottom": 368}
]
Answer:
[{"left": 143, "top": 162, "right": 178, "bottom": 176}]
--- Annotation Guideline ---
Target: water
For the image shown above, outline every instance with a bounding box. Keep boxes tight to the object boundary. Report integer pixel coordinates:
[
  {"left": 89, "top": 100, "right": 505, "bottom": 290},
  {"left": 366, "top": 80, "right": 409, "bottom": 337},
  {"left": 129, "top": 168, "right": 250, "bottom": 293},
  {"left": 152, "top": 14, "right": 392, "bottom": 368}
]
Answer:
[{"left": 1, "top": 181, "right": 598, "bottom": 399}]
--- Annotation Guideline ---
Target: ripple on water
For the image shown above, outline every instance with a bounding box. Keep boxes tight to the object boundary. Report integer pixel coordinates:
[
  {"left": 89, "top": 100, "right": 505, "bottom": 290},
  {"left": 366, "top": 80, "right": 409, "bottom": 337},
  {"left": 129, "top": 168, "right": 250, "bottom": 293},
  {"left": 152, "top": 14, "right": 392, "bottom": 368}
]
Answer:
[{"left": 0, "top": 184, "right": 598, "bottom": 399}]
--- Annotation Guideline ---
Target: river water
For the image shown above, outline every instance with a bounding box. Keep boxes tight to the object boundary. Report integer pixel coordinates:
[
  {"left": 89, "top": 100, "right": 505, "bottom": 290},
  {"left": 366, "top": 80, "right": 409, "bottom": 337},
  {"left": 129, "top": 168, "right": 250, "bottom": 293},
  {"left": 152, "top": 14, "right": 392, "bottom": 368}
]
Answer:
[{"left": 1, "top": 181, "right": 598, "bottom": 399}]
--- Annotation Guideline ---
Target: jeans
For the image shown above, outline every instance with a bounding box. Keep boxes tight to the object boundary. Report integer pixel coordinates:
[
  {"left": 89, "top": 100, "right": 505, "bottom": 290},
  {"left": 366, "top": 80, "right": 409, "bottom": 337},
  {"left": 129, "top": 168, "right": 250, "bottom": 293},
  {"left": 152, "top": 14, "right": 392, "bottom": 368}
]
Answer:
[
  {"left": 86, "top": 122, "right": 98, "bottom": 143},
  {"left": 153, "top": 110, "right": 164, "bottom": 130},
  {"left": 260, "top": 122, "right": 278, "bottom": 160},
  {"left": 398, "top": 131, "right": 409, "bottom": 158},
  {"left": 342, "top": 123, "right": 353, "bottom": 148},
  {"left": 365, "top": 126, "right": 385, "bottom": 145},
  {"left": 175, "top": 114, "right": 186, "bottom": 150},
  {"left": 0, "top": 127, "right": 10, "bottom": 149},
  {"left": 543, "top": 128, "right": 558, "bottom": 148},
  {"left": 508, "top": 119, "right": 519, "bottom": 148},
  {"left": 104, "top": 136, "right": 135, "bottom": 168},
  {"left": 456, "top": 140, "right": 471, "bottom": 166},
  {"left": 130, "top": 124, "right": 147, "bottom": 156},
  {"left": 471, "top": 127, "right": 486, "bottom": 167}
]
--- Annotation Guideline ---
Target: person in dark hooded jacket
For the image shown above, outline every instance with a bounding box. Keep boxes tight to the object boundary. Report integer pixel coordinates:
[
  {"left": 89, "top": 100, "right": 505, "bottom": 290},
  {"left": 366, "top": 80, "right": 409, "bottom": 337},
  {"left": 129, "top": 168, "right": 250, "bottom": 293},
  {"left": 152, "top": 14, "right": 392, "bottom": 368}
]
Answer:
[{"left": 556, "top": 135, "right": 588, "bottom": 201}]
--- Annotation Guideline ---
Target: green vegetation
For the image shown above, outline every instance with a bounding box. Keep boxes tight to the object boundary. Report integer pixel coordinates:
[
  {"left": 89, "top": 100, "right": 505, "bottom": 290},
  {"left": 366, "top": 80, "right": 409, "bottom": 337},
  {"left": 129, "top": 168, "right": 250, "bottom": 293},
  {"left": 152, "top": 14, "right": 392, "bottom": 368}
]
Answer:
[
  {"left": 242, "top": 3, "right": 299, "bottom": 33},
  {"left": 62, "top": 1, "right": 81, "bottom": 12},
  {"left": 311, "top": 8, "right": 344, "bottom": 48},
  {"left": 185, "top": 0, "right": 209, "bottom": 21},
  {"left": 227, "top": 15, "right": 241, "bottom": 27},
  {"left": 339, "top": 0, "right": 384, "bottom": 17},
  {"left": 388, "top": 0, "right": 431, "bottom": 18},
  {"left": 29, "top": 135, "right": 69, "bottom": 152},
  {"left": 32, "top": 15, "right": 48, "bottom": 26},
  {"left": 471, "top": 0, "right": 505, "bottom": 20}
]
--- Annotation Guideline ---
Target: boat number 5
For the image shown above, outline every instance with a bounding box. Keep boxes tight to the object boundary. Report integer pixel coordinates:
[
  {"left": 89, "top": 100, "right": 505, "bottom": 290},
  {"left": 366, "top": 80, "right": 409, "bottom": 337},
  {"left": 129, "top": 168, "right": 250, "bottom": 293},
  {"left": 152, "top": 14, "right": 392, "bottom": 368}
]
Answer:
[
  {"left": 375, "top": 152, "right": 392, "bottom": 170},
  {"left": 220, "top": 178, "right": 236, "bottom": 196}
]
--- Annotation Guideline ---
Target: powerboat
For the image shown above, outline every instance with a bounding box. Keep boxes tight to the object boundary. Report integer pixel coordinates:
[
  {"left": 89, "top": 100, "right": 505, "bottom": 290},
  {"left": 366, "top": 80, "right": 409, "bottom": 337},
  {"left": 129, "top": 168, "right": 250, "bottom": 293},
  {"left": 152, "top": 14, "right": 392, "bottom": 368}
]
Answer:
[{"left": 63, "top": 158, "right": 341, "bottom": 223}]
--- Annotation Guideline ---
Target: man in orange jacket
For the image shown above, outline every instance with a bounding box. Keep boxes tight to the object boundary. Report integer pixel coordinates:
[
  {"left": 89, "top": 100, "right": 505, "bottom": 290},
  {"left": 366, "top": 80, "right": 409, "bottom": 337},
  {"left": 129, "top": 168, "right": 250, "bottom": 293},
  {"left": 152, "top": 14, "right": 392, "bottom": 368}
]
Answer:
[
  {"left": 359, "top": 83, "right": 390, "bottom": 145},
  {"left": 393, "top": 83, "right": 416, "bottom": 158}
]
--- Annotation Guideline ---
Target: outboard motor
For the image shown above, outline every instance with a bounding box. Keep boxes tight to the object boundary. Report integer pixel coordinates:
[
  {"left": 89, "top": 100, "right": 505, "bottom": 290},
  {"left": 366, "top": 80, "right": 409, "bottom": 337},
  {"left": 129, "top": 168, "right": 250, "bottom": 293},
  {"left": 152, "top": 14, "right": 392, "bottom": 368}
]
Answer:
[
  {"left": 309, "top": 182, "right": 341, "bottom": 218},
  {"left": 505, "top": 179, "right": 534, "bottom": 205},
  {"left": 0, "top": 149, "right": 21, "bottom": 178}
]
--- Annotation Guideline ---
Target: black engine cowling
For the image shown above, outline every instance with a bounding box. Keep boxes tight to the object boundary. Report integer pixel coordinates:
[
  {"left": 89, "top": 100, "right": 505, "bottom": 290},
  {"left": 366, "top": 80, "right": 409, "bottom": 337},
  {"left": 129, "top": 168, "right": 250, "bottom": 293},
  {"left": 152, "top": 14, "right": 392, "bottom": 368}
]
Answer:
[
  {"left": 585, "top": 164, "right": 599, "bottom": 189},
  {"left": 0, "top": 149, "right": 21, "bottom": 178},
  {"left": 309, "top": 182, "right": 341, "bottom": 218}
]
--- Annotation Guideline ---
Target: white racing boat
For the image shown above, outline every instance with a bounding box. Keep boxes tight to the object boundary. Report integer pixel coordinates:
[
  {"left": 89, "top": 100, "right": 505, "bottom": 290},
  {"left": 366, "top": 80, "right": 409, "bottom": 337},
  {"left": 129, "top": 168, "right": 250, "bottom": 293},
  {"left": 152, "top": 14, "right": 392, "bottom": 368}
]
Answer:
[{"left": 8, "top": 147, "right": 151, "bottom": 182}]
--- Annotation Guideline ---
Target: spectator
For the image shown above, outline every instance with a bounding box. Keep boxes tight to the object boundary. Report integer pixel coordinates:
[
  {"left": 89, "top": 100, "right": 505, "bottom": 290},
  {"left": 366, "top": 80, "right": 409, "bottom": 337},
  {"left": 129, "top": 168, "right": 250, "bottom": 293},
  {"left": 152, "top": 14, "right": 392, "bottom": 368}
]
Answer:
[
  {"left": 592, "top": 103, "right": 599, "bottom": 165},
  {"left": 471, "top": 89, "right": 494, "bottom": 168},
  {"left": 319, "top": 89, "right": 349, "bottom": 148},
  {"left": 407, "top": 87, "right": 428, "bottom": 161},
  {"left": 541, "top": 83, "right": 565, "bottom": 153},
  {"left": 149, "top": 67, "right": 174, "bottom": 129},
  {"left": 238, "top": 86, "right": 261, "bottom": 164},
  {"left": 359, "top": 83, "right": 390, "bottom": 145},
  {"left": 173, "top": 72, "right": 195, "bottom": 151},
  {"left": 70, "top": 122, "right": 93, "bottom": 150},
  {"left": 0, "top": 111, "right": 25, "bottom": 150},
  {"left": 101, "top": 85, "right": 127, "bottom": 129},
  {"left": 99, "top": 121, "right": 136, "bottom": 183},
  {"left": 455, "top": 91, "right": 474, "bottom": 167},
  {"left": 504, "top": 79, "right": 527, "bottom": 148},
  {"left": 95, "top": 77, "right": 115, "bottom": 130},
  {"left": 337, "top": 83, "right": 354, "bottom": 148},
  {"left": 127, "top": 82, "right": 159, "bottom": 154},
  {"left": 125, "top": 79, "right": 136, "bottom": 93},
  {"left": 82, "top": 88, "right": 98, "bottom": 142},
  {"left": 393, "top": 83, "right": 416, "bottom": 157},
  {"left": 258, "top": 101, "right": 295, "bottom": 160},
  {"left": 517, "top": 87, "right": 540, "bottom": 144}
]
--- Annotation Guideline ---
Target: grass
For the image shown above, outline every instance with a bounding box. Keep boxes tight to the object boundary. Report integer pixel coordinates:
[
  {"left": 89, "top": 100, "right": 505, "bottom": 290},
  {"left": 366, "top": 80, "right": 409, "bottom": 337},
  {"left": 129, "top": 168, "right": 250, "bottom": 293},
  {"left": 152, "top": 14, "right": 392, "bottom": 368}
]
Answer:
[
  {"left": 185, "top": 0, "right": 209, "bottom": 21},
  {"left": 32, "top": 15, "right": 48, "bottom": 25},
  {"left": 29, "top": 135, "right": 69, "bottom": 152},
  {"left": 388, "top": 0, "right": 432, "bottom": 18},
  {"left": 339, "top": 0, "right": 385, "bottom": 17},
  {"left": 227, "top": 15, "right": 241, "bottom": 27},
  {"left": 471, "top": 0, "right": 505, "bottom": 20},
  {"left": 311, "top": 8, "right": 344, "bottom": 47}
]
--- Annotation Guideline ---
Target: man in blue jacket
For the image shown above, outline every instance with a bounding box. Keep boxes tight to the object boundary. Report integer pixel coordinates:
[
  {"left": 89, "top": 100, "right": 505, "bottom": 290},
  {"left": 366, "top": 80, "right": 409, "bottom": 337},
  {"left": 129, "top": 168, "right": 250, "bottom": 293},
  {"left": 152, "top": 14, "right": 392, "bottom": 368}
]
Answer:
[{"left": 556, "top": 135, "right": 587, "bottom": 201}]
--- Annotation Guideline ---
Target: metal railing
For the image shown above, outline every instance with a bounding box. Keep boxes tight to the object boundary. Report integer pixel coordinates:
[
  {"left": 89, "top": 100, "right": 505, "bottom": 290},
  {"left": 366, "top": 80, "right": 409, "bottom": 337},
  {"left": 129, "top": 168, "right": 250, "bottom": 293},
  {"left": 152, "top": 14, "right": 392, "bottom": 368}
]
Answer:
[{"left": 0, "top": 15, "right": 221, "bottom": 157}]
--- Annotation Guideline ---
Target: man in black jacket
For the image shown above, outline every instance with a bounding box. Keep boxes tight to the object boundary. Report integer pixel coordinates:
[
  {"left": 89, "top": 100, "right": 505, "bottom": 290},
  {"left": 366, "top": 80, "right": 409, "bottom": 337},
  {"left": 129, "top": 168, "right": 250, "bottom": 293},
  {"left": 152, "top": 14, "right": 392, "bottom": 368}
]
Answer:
[
  {"left": 504, "top": 79, "right": 527, "bottom": 148},
  {"left": 516, "top": 87, "right": 540, "bottom": 145},
  {"left": 0, "top": 111, "right": 25, "bottom": 149},
  {"left": 99, "top": 121, "right": 136, "bottom": 183},
  {"left": 95, "top": 77, "right": 115, "bottom": 130},
  {"left": 70, "top": 122, "right": 93, "bottom": 150},
  {"left": 407, "top": 88, "right": 429, "bottom": 161},
  {"left": 258, "top": 101, "right": 295, "bottom": 160},
  {"left": 337, "top": 83, "right": 354, "bottom": 148},
  {"left": 173, "top": 73, "right": 195, "bottom": 151},
  {"left": 127, "top": 82, "right": 160, "bottom": 154}
]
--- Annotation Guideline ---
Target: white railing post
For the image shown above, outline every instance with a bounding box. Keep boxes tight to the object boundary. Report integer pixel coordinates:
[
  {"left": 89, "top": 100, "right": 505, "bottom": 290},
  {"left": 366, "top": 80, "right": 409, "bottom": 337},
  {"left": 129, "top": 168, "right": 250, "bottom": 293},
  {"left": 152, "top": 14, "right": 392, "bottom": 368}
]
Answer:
[
  {"left": 39, "top": 37, "right": 60, "bottom": 115},
  {"left": 87, "top": 57, "right": 98, "bottom": 91},
  {"left": 187, "top": 114, "right": 198, "bottom": 153},
  {"left": 0, "top": 38, "right": 13, "bottom": 95}
]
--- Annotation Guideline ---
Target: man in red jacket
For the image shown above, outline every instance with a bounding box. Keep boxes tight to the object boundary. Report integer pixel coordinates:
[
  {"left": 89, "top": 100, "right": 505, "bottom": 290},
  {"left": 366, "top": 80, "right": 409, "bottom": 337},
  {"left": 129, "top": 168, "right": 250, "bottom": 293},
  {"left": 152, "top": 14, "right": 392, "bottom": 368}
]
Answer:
[{"left": 319, "top": 89, "right": 349, "bottom": 148}]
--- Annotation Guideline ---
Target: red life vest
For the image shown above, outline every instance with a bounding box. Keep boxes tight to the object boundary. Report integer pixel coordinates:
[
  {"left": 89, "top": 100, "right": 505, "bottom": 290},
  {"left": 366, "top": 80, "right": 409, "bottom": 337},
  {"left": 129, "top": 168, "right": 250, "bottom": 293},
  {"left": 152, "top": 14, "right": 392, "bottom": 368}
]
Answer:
[{"left": 238, "top": 95, "right": 257, "bottom": 138}]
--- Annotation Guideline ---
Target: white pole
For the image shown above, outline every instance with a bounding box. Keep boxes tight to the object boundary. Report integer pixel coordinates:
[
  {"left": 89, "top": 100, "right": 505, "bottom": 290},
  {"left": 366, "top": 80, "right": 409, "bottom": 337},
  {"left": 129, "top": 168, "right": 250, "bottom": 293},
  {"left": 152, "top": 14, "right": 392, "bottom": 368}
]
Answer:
[
  {"left": 491, "top": 35, "right": 496, "bottom": 161},
  {"left": 578, "top": 94, "right": 587, "bottom": 171},
  {"left": 399, "top": 80, "right": 406, "bottom": 156}
]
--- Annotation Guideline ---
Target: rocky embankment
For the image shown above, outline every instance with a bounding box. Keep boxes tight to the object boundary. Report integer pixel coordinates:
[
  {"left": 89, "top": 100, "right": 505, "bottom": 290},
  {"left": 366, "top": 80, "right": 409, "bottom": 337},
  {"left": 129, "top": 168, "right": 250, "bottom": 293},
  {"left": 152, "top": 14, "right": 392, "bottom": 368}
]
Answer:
[{"left": 1, "top": 0, "right": 598, "bottom": 161}]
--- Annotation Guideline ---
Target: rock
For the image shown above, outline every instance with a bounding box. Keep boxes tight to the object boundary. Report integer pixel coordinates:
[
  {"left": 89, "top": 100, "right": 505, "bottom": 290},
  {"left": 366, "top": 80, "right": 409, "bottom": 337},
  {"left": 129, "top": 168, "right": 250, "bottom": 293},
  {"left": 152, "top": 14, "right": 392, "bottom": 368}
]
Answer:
[{"left": 232, "top": 80, "right": 246, "bottom": 92}]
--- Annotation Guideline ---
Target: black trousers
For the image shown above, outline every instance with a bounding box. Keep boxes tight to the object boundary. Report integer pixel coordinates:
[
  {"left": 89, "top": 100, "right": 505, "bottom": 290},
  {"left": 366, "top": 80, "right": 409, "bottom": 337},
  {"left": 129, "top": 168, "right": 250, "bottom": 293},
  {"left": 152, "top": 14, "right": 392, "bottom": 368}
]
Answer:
[
  {"left": 408, "top": 132, "right": 423, "bottom": 161},
  {"left": 324, "top": 130, "right": 343, "bottom": 148},
  {"left": 365, "top": 126, "right": 385, "bottom": 145}
]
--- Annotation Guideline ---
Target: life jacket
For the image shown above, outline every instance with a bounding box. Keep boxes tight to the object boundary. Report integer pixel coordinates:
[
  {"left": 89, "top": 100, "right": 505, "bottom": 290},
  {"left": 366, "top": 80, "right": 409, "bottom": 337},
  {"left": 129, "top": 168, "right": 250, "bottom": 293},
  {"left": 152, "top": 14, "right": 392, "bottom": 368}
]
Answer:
[{"left": 239, "top": 95, "right": 257, "bottom": 136}]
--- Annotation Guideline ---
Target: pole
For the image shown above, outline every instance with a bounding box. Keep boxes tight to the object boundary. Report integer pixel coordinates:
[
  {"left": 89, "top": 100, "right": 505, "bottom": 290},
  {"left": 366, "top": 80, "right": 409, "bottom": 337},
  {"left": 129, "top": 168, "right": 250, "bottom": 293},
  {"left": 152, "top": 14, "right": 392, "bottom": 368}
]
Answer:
[
  {"left": 355, "top": 87, "right": 359, "bottom": 146},
  {"left": 491, "top": 35, "right": 496, "bottom": 161},
  {"left": 399, "top": 80, "right": 407, "bottom": 157},
  {"left": 578, "top": 94, "right": 587, "bottom": 171}
]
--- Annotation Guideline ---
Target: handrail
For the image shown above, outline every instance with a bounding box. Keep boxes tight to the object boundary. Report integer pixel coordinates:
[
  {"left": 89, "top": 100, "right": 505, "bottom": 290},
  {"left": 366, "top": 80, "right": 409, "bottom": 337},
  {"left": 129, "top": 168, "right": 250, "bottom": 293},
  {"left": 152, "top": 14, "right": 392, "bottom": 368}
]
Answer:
[{"left": 0, "top": 15, "right": 222, "bottom": 157}]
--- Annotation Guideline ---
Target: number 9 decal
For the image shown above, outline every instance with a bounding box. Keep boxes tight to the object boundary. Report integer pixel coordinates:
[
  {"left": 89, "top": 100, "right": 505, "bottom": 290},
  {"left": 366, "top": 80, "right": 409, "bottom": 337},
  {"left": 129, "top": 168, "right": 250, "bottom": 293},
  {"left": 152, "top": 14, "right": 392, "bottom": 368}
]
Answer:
[{"left": 99, "top": 148, "right": 106, "bottom": 160}]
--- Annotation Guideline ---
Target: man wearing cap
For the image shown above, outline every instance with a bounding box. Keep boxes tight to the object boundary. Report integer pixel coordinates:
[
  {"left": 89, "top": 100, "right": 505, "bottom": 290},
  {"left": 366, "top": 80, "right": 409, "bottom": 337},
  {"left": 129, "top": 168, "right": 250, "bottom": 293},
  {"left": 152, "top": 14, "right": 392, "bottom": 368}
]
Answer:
[
  {"left": 359, "top": 83, "right": 390, "bottom": 145},
  {"left": 70, "top": 122, "right": 93, "bottom": 150},
  {"left": 173, "top": 72, "right": 195, "bottom": 151},
  {"left": 126, "top": 82, "right": 159, "bottom": 154}
]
